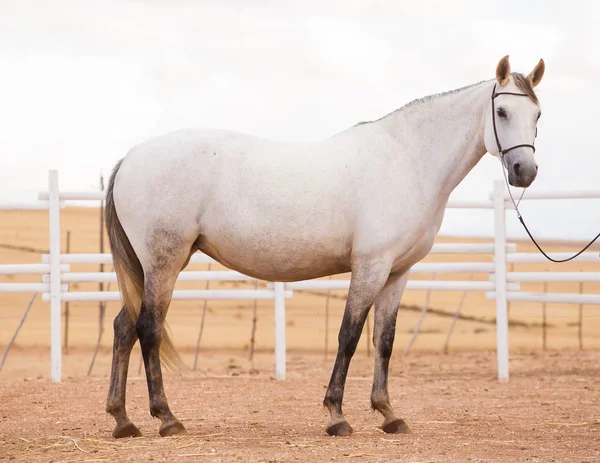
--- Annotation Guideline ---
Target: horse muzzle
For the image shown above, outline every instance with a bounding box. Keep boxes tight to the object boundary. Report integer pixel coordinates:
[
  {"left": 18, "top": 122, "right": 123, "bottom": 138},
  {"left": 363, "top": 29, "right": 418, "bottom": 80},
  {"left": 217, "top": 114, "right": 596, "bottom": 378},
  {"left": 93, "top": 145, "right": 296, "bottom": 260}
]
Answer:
[{"left": 508, "top": 159, "right": 538, "bottom": 188}]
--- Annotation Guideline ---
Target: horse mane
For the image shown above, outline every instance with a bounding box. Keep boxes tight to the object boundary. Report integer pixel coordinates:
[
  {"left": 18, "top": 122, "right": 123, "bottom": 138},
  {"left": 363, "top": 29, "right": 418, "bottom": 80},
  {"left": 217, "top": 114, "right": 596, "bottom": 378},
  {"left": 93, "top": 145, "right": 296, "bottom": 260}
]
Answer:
[
  {"left": 352, "top": 72, "right": 538, "bottom": 128},
  {"left": 352, "top": 80, "right": 487, "bottom": 128}
]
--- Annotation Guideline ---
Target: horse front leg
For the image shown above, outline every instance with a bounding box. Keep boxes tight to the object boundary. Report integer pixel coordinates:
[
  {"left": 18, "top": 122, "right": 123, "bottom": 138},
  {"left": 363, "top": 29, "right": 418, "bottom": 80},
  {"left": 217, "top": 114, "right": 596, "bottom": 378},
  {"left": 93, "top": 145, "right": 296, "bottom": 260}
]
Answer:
[
  {"left": 323, "top": 257, "right": 392, "bottom": 436},
  {"left": 371, "top": 270, "right": 411, "bottom": 434}
]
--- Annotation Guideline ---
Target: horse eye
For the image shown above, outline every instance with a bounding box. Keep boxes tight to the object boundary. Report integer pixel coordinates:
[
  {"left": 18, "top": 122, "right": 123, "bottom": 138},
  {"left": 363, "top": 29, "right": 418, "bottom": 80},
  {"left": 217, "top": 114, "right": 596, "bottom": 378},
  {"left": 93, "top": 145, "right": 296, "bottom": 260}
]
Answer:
[
  {"left": 537, "top": 112, "right": 541, "bottom": 121},
  {"left": 496, "top": 108, "right": 507, "bottom": 118}
]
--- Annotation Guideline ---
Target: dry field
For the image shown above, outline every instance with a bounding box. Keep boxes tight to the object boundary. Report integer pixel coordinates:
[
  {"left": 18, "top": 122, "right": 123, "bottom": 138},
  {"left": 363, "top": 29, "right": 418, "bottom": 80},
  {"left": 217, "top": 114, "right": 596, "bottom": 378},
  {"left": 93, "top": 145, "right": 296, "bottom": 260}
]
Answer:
[
  {"left": 1, "top": 350, "right": 599, "bottom": 463},
  {"left": 1, "top": 207, "right": 599, "bottom": 462}
]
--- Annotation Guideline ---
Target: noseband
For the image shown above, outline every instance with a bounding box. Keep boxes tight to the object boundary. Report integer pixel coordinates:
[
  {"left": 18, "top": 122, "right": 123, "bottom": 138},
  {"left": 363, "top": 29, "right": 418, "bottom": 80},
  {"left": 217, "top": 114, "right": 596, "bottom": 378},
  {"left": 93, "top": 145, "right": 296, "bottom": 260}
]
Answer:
[{"left": 491, "top": 83, "right": 537, "bottom": 164}]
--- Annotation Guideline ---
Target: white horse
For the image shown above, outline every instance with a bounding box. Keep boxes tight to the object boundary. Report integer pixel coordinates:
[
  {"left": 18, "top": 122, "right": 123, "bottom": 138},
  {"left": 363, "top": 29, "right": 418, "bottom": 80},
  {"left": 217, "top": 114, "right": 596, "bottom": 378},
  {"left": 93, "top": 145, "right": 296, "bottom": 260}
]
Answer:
[{"left": 104, "top": 55, "right": 545, "bottom": 438}]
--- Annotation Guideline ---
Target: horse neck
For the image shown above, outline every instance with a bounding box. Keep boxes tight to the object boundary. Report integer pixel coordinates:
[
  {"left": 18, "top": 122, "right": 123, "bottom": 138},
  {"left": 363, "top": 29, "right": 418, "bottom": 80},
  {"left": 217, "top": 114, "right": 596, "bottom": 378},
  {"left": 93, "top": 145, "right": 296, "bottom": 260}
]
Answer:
[{"left": 381, "top": 80, "right": 493, "bottom": 199}]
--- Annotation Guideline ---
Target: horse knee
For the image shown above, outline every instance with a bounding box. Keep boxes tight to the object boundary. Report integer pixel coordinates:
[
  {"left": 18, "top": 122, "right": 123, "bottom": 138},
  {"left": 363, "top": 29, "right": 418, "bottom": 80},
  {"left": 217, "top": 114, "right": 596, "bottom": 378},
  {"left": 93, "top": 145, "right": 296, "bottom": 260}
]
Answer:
[
  {"left": 377, "top": 340, "right": 394, "bottom": 360},
  {"left": 337, "top": 331, "right": 360, "bottom": 358},
  {"left": 337, "top": 313, "right": 368, "bottom": 358}
]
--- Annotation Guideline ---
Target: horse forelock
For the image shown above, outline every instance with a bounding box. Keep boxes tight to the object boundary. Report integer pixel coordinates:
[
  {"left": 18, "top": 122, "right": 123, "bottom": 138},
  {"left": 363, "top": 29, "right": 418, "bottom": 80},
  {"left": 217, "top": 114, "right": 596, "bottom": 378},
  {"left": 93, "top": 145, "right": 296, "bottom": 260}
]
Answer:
[{"left": 511, "top": 73, "right": 539, "bottom": 105}]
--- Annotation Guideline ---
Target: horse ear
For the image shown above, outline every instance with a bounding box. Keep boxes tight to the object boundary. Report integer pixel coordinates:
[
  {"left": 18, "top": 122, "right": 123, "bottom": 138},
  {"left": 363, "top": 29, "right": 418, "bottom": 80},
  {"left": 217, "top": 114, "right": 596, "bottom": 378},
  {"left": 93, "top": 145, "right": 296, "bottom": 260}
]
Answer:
[
  {"left": 496, "top": 55, "right": 511, "bottom": 86},
  {"left": 527, "top": 59, "right": 545, "bottom": 88}
]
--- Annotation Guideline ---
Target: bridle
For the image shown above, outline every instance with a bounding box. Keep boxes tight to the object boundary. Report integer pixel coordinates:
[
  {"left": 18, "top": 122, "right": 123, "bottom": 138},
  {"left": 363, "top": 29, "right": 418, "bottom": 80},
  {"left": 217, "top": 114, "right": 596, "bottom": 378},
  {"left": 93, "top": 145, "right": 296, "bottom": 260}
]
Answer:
[
  {"left": 491, "top": 83, "right": 600, "bottom": 263},
  {"left": 491, "top": 83, "right": 537, "bottom": 167},
  {"left": 491, "top": 83, "right": 537, "bottom": 212}
]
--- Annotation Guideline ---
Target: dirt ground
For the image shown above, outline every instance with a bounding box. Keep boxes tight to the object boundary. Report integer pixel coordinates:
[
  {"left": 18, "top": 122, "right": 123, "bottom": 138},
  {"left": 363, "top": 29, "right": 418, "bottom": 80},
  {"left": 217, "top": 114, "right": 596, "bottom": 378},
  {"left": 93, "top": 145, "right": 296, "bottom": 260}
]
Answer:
[{"left": 0, "top": 349, "right": 599, "bottom": 463}]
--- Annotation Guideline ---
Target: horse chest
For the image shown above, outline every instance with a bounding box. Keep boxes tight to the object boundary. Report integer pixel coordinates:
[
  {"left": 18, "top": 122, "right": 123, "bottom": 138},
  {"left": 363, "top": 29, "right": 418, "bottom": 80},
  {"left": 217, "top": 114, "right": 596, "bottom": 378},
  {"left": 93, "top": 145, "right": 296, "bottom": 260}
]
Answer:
[{"left": 390, "top": 226, "right": 439, "bottom": 273}]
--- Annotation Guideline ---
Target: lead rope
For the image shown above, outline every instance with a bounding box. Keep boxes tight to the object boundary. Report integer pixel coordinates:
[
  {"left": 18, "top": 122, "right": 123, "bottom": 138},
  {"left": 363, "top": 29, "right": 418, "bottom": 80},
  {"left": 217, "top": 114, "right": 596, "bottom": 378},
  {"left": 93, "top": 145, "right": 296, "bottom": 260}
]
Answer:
[
  {"left": 499, "top": 156, "right": 600, "bottom": 263},
  {"left": 499, "top": 154, "right": 526, "bottom": 210}
]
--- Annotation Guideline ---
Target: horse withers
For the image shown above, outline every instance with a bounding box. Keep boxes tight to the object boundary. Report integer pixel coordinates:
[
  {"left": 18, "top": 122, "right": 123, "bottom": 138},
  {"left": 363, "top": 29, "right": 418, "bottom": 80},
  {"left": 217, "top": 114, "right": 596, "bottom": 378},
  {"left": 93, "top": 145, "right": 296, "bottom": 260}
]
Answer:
[{"left": 104, "top": 55, "right": 545, "bottom": 438}]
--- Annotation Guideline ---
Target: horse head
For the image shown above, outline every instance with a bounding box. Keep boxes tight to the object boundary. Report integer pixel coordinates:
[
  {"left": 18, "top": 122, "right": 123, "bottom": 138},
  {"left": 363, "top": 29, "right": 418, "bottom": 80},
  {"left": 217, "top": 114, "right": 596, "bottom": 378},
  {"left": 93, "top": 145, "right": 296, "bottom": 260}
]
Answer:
[{"left": 484, "top": 55, "right": 545, "bottom": 188}]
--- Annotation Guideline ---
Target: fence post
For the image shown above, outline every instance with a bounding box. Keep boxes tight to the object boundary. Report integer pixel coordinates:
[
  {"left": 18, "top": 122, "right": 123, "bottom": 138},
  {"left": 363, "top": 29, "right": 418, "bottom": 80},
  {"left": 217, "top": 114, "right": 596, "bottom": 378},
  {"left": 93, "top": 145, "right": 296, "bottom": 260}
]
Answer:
[
  {"left": 49, "top": 170, "right": 62, "bottom": 383},
  {"left": 274, "top": 282, "right": 286, "bottom": 380},
  {"left": 493, "top": 180, "right": 509, "bottom": 382}
]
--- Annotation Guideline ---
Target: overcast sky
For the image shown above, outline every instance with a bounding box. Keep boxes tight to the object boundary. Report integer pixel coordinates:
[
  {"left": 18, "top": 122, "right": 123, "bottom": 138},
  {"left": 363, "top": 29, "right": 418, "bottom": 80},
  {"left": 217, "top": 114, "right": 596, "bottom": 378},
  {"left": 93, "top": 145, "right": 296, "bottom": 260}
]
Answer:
[{"left": 1, "top": 0, "right": 599, "bottom": 241}]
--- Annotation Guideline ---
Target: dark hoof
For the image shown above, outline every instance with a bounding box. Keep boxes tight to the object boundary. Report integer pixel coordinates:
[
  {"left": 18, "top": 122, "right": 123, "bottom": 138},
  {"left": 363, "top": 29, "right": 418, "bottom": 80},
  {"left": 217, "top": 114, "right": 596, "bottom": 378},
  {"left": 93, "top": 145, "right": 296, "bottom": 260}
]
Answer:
[
  {"left": 326, "top": 420, "right": 354, "bottom": 437},
  {"left": 382, "top": 418, "right": 411, "bottom": 434},
  {"left": 113, "top": 422, "right": 142, "bottom": 439},
  {"left": 159, "top": 419, "right": 187, "bottom": 437}
]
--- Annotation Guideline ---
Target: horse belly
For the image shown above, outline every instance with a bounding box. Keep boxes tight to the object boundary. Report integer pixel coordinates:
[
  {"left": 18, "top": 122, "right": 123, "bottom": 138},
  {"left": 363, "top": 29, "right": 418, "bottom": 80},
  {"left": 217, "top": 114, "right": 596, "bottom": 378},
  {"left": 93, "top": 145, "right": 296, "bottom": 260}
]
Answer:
[{"left": 197, "top": 223, "right": 351, "bottom": 282}]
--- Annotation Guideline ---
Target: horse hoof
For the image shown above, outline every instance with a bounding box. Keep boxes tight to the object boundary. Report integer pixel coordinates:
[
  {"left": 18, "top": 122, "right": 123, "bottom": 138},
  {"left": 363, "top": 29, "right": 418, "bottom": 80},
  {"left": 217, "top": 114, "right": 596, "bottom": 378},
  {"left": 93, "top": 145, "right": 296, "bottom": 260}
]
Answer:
[
  {"left": 113, "top": 422, "right": 142, "bottom": 438},
  {"left": 326, "top": 420, "right": 354, "bottom": 437},
  {"left": 159, "top": 419, "right": 187, "bottom": 437},
  {"left": 382, "top": 418, "right": 411, "bottom": 434}
]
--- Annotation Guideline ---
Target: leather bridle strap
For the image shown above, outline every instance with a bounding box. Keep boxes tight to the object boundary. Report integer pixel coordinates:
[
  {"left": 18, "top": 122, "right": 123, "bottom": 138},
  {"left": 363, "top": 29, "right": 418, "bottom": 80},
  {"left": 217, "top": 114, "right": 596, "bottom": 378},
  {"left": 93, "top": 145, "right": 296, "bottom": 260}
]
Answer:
[{"left": 491, "top": 83, "right": 536, "bottom": 162}]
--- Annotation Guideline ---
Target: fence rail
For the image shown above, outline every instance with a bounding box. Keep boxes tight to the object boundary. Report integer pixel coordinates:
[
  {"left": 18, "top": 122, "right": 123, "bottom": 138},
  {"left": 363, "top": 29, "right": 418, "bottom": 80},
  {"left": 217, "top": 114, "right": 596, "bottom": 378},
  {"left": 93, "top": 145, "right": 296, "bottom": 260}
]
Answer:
[
  {"left": 0, "top": 283, "right": 68, "bottom": 293},
  {"left": 0, "top": 264, "right": 69, "bottom": 274},
  {"left": 0, "top": 200, "right": 66, "bottom": 210},
  {"left": 2, "top": 170, "right": 600, "bottom": 385},
  {"left": 280, "top": 280, "right": 520, "bottom": 292},
  {"left": 40, "top": 289, "right": 293, "bottom": 303},
  {"left": 505, "top": 272, "right": 600, "bottom": 282},
  {"left": 506, "top": 252, "right": 600, "bottom": 263},
  {"left": 486, "top": 292, "right": 600, "bottom": 305}
]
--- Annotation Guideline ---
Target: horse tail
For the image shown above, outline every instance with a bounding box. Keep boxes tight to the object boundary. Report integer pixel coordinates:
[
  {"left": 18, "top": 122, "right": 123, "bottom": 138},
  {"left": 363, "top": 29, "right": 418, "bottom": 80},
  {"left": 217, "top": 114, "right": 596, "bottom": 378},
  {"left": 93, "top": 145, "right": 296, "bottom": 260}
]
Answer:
[{"left": 105, "top": 159, "right": 184, "bottom": 371}]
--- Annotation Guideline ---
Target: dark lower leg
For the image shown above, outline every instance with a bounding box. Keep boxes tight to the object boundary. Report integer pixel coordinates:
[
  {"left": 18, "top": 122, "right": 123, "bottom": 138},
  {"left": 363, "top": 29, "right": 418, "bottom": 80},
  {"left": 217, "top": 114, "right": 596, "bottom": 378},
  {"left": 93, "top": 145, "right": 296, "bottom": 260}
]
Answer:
[
  {"left": 136, "top": 304, "right": 185, "bottom": 436},
  {"left": 370, "top": 273, "right": 410, "bottom": 434},
  {"left": 322, "top": 259, "right": 392, "bottom": 436},
  {"left": 371, "top": 332, "right": 409, "bottom": 433},
  {"left": 106, "top": 308, "right": 141, "bottom": 438},
  {"left": 323, "top": 308, "right": 370, "bottom": 436}
]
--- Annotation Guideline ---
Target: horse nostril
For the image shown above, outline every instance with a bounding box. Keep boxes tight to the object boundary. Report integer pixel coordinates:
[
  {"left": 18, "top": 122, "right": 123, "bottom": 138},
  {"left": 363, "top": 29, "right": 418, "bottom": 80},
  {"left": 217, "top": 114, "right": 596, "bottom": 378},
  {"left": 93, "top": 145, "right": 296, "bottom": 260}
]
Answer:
[
  {"left": 535, "top": 165, "right": 538, "bottom": 172},
  {"left": 514, "top": 162, "right": 521, "bottom": 176}
]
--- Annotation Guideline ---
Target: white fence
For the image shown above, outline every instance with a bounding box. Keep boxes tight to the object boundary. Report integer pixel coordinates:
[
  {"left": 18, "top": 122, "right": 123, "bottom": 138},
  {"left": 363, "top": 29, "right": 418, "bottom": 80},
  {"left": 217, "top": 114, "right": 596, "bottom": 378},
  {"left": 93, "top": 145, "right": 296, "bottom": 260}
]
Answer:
[{"left": 1, "top": 170, "right": 600, "bottom": 384}]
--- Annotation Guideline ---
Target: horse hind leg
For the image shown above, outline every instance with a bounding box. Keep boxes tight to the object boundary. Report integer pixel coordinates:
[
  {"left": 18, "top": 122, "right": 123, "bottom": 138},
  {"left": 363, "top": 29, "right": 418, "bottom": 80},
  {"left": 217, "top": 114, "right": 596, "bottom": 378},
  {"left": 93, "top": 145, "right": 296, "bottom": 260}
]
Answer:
[
  {"left": 106, "top": 238, "right": 192, "bottom": 438},
  {"left": 137, "top": 233, "right": 195, "bottom": 437},
  {"left": 371, "top": 271, "right": 411, "bottom": 434},
  {"left": 106, "top": 307, "right": 141, "bottom": 438}
]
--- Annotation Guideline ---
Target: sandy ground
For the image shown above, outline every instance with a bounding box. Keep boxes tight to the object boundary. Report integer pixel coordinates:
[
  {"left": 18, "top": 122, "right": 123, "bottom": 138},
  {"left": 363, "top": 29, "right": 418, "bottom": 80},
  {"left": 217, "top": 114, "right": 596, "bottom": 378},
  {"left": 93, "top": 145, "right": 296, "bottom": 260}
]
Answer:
[{"left": 1, "top": 350, "right": 599, "bottom": 463}]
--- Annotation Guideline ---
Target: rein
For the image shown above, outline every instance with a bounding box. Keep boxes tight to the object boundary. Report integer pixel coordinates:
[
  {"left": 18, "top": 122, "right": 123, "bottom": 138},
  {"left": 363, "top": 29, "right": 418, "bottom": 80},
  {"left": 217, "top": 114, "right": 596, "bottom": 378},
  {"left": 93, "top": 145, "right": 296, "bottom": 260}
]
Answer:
[{"left": 491, "top": 84, "right": 600, "bottom": 263}]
